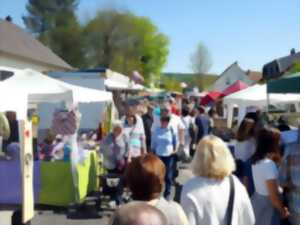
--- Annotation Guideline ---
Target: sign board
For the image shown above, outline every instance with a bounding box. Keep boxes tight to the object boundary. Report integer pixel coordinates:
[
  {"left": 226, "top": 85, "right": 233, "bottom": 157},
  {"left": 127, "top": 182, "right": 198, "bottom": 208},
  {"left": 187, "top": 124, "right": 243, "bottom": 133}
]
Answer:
[{"left": 19, "top": 120, "right": 34, "bottom": 223}]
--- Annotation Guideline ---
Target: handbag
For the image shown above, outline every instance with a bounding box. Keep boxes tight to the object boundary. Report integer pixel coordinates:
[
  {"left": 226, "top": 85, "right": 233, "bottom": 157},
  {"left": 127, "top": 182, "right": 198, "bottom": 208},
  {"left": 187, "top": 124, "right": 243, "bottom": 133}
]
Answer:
[{"left": 226, "top": 175, "right": 235, "bottom": 225}]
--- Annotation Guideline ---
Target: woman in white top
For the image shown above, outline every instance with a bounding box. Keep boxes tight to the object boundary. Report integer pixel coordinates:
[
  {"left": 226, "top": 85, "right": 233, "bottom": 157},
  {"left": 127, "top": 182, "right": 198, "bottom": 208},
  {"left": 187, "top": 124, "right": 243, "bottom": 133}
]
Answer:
[
  {"left": 180, "top": 135, "right": 255, "bottom": 225},
  {"left": 125, "top": 154, "right": 188, "bottom": 225},
  {"left": 123, "top": 115, "right": 145, "bottom": 162},
  {"left": 235, "top": 118, "right": 256, "bottom": 162},
  {"left": 251, "top": 127, "right": 289, "bottom": 225}
]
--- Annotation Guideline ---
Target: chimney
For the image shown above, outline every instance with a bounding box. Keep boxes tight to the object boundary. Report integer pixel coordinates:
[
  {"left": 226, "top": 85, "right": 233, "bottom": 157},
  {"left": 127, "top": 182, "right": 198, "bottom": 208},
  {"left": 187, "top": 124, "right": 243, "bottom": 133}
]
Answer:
[
  {"left": 291, "top": 48, "right": 296, "bottom": 55},
  {"left": 5, "top": 16, "right": 12, "bottom": 22}
]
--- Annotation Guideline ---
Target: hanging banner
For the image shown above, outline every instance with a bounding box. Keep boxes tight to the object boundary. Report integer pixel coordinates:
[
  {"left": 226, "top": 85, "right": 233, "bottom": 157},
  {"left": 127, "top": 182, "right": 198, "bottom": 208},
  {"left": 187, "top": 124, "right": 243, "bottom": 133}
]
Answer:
[{"left": 19, "top": 120, "right": 34, "bottom": 223}]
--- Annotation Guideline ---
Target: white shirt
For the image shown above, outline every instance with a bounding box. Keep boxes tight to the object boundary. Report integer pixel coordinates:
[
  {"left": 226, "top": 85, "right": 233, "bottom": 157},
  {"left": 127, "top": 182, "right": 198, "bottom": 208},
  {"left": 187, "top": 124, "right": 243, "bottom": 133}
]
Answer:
[
  {"left": 182, "top": 115, "right": 192, "bottom": 138},
  {"left": 252, "top": 158, "right": 278, "bottom": 196},
  {"left": 169, "top": 114, "right": 185, "bottom": 143},
  {"left": 234, "top": 138, "right": 256, "bottom": 162},
  {"left": 180, "top": 176, "right": 255, "bottom": 225}
]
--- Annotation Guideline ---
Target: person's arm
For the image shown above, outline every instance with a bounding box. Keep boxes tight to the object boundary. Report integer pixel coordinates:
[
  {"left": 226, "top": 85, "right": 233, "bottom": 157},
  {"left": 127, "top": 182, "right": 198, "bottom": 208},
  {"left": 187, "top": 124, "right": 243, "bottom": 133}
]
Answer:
[
  {"left": 278, "top": 156, "right": 289, "bottom": 189},
  {"left": 151, "top": 130, "right": 157, "bottom": 153},
  {"left": 178, "top": 119, "right": 185, "bottom": 146},
  {"left": 174, "top": 203, "right": 189, "bottom": 225},
  {"left": 266, "top": 179, "right": 289, "bottom": 218},
  {"left": 0, "top": 112, "right": 10, "bottom": 140}
]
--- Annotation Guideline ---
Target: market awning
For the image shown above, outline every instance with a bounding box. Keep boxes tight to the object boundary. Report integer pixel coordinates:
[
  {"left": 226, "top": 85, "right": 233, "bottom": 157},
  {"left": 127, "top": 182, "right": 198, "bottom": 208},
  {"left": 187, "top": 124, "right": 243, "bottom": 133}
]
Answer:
[
  {"left": 267, "top": 72, "right": 300, "bottom": 94},
  {"left": 0, "top": 67, "right": 112, "bottom": 119},
  {"left": 200, "top": 91, "right": 223, "bottom": 105},
  {"left": 222, "top": 80, "right": 248, "bottom": 96}
]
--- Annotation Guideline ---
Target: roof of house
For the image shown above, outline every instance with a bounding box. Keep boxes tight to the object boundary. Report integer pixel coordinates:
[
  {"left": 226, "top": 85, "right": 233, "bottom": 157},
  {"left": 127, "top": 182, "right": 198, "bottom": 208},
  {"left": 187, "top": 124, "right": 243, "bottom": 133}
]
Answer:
[
  {"left": 246, "top": 70, "right": 262, "bottom": 82},
  {"left": 0, "top": 19, "right": 72, "bottom": 70},
  {"left": 263, "top": 50, "right": 300, "bottom": 79},
  {"left": 213, "top": 61, "right": 246, "bottom": 82}
]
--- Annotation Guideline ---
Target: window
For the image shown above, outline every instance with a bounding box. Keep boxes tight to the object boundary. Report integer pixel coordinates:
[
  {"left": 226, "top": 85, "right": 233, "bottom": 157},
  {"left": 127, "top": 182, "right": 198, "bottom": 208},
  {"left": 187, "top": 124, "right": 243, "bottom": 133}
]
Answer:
[
  {"left": 226, "top": 77, "right": 230, "bottom": 85},
  {"left": 0, "top": 70, "right": 14, "bottom": 81}
]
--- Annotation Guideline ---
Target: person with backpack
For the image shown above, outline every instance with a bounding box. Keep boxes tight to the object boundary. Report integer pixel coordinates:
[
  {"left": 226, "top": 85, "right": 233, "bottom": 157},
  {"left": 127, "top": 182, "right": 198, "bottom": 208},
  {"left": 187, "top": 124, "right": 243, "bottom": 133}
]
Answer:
[{"left": 151, "top": 115, "right": 177, "bottom": 200}]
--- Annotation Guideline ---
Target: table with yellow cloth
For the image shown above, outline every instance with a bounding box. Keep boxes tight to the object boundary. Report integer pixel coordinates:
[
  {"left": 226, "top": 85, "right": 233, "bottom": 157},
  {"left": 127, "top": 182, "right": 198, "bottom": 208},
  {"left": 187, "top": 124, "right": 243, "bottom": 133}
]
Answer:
[{"left": 39, "top": 151, "right": 103, "bottom": 206}]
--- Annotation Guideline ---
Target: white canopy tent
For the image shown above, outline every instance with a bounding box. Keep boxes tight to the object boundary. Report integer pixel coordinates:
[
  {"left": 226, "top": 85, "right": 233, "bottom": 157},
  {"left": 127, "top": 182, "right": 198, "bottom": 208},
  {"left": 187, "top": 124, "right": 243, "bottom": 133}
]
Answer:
[
  {"left": 223, "top": 84, "right": 300, "bottom": 127},
  {"left": 0, "top": 67, "right": 112, "bottom": 119},
  {"left": 0, "top": 67, "right": 113, "bottom": 223}
]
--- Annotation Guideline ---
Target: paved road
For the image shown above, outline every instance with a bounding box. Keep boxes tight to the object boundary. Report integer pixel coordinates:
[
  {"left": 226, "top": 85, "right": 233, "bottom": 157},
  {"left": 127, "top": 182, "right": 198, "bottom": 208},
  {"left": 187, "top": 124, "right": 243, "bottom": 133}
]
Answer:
[{"left": 1, "top": 164, "right": 193, "bottom": 225}]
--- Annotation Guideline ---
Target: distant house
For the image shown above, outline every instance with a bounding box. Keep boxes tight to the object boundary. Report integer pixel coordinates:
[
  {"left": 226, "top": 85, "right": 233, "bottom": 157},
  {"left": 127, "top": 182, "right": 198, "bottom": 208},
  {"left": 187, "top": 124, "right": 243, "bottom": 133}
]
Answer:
[
  {"left": 263, "top": 49, "right": 300, "bottom": 80},
  {"left": 0, "top": 18, "right": 72, "bottom": 72},
  {"left": 210, "top": 62, "right": 260, "bottom": 91}
]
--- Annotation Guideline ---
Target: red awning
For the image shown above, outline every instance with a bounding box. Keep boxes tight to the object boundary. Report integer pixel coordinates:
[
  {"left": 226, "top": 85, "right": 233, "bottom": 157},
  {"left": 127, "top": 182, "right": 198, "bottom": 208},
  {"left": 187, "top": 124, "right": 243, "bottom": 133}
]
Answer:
[
  {"left": 200, "top": 91, "right": 223, "bottom": 105},
  {"left": 222, "top": 80, "right": 249, "bottom": 96}
]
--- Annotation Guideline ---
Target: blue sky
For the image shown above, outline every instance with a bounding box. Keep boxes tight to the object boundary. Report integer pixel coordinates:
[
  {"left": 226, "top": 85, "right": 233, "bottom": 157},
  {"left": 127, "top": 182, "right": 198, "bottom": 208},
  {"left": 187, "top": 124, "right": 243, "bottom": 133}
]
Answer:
[{"left": 2, "top": 0, "right": 300, "bottom": 74}]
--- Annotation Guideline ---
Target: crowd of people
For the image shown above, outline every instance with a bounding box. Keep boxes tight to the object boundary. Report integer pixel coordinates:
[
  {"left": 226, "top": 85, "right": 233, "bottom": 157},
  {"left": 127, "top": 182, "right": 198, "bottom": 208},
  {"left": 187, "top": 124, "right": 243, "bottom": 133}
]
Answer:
[
  {"left": 100, "top": 94, "right": 300, "bottom": 225},
  {"left": 2, "top": 93, "right": 298, "bottom": 225}
]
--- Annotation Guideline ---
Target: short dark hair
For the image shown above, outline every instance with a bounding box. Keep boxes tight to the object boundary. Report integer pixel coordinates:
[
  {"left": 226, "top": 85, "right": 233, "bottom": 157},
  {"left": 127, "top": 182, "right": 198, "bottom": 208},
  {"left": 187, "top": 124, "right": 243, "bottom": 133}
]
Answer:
[
  {"left": 181, "top": 107, "right": 190, "bottom": 117},
  {"left": 160, "top": 115, "right": 170, "bottom": 123},
  {"left": 125, "top": 154, "right": 166, "bottom": 201},
  {"left": 251, "top": 126, "right": 281, "bottom": 164}
]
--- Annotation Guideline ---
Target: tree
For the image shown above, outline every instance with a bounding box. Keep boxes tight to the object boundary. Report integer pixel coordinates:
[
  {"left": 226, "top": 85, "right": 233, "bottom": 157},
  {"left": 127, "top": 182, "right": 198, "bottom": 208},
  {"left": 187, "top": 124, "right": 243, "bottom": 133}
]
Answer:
[
  {"left": 289, "top": 60, "right": 300, "bottom": 74},
  {"left": 83, "top": 10, "right": 169, "bottom": 84},
  {"left": 23, "top": 0, "right": 85, "bottom": 68},
  {"left": 190, "top": 43, "right": 212, "bottom": 74}
]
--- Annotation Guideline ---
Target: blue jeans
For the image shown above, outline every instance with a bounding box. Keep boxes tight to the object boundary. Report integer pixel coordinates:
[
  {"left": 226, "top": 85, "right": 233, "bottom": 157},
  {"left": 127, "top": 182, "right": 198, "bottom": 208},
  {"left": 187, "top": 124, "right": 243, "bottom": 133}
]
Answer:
[{"left": 159, "top": 155, "right": 175, "bottom": 198}]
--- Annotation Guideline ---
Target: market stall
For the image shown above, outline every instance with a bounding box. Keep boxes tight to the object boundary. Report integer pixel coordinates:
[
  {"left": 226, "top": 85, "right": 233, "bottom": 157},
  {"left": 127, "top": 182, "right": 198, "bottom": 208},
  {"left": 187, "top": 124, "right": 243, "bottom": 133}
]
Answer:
[
  {"left": 0, "top": 67, "right": 112, "bottom": 222},
  {"left": 223, "top": 84, "right": 300, "bottom": 127}
]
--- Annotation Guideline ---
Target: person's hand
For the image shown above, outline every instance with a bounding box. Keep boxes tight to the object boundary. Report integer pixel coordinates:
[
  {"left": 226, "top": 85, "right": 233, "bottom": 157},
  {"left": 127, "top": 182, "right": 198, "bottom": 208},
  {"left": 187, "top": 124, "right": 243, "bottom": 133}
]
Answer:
[{"left": 280, "top": 207, "right": 290, "bottom": 219}]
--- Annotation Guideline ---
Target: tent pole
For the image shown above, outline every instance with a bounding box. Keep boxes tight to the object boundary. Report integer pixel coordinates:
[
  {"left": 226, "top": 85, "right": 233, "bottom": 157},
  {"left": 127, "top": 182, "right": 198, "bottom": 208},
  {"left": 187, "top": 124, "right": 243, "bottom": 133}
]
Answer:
[{"left": 266, "top": 81, "right": 270, "bottom": 114}]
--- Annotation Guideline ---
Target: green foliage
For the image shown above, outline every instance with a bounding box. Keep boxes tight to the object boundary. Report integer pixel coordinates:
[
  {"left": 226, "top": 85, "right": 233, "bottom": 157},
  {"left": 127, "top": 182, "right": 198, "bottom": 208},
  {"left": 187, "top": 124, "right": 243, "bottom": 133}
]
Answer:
[
  {"left": 83, "top": 10, "right": 169, "bottom": 84},
  {"left": 160, "top": 76, "right": 182, "bottom": 92},
  {"left": 190, "top": 43, "right": 212, "bottom": 73},
  {"left": 23, "top": 0, "right": 85, "bottom": 68},
  {"left": 162, "top": 73, "right": 217, "bottom": 91},
  {"left": 289, "top": 60, "right": 300, "bottom": 74}
]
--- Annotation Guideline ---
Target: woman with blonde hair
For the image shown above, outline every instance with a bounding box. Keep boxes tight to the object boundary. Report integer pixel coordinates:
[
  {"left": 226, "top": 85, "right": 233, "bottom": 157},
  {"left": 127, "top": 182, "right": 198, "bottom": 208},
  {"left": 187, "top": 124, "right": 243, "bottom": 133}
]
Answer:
[{"left": 180, "top": 135, "right": 255, "bottom": 225}]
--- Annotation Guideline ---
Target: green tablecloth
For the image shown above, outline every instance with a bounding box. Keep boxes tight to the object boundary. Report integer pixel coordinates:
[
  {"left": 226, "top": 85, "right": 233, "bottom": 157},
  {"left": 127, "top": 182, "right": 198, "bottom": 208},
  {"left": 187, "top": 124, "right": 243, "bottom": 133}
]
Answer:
[{"left": 39, "top": 151, "right": 100, "bottom": 206}]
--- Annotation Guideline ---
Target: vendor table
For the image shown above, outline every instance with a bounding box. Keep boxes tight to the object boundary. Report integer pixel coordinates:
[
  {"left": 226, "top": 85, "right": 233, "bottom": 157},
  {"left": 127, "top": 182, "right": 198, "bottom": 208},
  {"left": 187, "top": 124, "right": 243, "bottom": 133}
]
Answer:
[{"left": 0, "top": 151, "right": 101, "bottom": 207}]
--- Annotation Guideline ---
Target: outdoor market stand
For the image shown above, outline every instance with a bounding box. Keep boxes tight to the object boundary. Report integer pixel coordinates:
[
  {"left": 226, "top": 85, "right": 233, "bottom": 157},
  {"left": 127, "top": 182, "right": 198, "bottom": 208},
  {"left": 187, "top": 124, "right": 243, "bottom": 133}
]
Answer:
[
  {"left": 0, "top": 67, "right": 112, "bottom": 224},
  {"left": 223, "top": 84, "right": 300, "bottom": 128}
]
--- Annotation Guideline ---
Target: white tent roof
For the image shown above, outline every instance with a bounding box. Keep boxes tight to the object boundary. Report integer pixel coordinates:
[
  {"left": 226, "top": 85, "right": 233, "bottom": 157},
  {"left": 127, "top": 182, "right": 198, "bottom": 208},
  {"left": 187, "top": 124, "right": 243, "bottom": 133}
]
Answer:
[
  {"left": 223, "top": 84, "right": 300, "bottom": 128},
  {"left": 0, "top": 67, "right": 112, "bottom": 119},
  {"left": 223, "top": 84, "right": 300, "bottom": 107}
]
